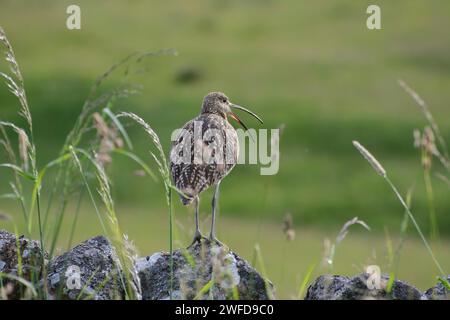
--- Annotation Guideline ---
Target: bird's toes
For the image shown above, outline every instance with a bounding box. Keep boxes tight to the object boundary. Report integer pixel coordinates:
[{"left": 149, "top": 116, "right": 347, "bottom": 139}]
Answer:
[
  {"left": 208, "top": 236, "right": 225, "bottom": 248},
  {"left": 187, "top": 232, "right": 206, "bottom": 249}
]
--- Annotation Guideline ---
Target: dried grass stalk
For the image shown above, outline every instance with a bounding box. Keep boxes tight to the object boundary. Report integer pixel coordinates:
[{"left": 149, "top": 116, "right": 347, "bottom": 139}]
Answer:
[{"left": 352, "top": 141, "right": 386, "bottom": 177}]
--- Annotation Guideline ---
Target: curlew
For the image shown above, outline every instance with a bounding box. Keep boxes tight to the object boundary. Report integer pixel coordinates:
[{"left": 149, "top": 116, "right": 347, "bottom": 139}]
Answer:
[{"left": 170, "top": 92, "right": 263, "bottom": 246}]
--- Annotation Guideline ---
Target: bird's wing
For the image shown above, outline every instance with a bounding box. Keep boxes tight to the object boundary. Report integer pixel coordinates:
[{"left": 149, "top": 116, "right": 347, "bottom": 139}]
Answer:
[{"left": 169, "top": 115, "right": 238, "bottom": 201}]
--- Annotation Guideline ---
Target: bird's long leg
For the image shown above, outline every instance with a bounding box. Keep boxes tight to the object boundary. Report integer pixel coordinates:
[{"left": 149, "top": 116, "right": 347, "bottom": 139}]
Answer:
[
  {"left": 209, "top": 182, "right": 222, "bottom": 245},
  {"left": 189, "top": 196, "right": 204, "bottom": 247}
]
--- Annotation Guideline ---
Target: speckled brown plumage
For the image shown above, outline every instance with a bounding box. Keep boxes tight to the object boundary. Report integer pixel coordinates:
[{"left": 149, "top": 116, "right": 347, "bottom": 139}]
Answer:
[{"left": 170, "top": 109, "right": 238, "bottom": 204}]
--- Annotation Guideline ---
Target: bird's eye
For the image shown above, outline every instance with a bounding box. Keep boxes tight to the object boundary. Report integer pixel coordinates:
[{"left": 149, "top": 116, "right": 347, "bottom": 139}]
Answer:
[{"left": 222, "top": 99, "right": 227, "bottom": 103}]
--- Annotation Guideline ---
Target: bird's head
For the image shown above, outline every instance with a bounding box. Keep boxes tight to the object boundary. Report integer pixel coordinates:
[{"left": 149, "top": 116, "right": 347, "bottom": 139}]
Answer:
[{"left": 201, "top": 91, "right": 263, "bottom": 130}]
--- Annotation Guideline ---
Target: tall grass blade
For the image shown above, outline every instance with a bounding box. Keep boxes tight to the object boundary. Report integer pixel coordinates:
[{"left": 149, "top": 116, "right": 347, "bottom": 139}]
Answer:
[
  {"left": 254, "top": 244, "right": 274, "bottom": 300},
  {"left": 325, "top": 216, "right": 370, "bottom": 267},
  {"left": 112, "top": 149, "right": 158, "bottom": 182},
  {"left": 297, "top": 262, "right": 316, "bottom": 299},
  {"left": 69, "top": 147, "right": 107, "bottom": 234},
  {"left": 353, "top": 140, "right": 447, "bottom": 277},
  {"left": 103, "top": 107, "right": 133, "bottom": 150},
  {"left": 0, "top": 273, "right": 37, "bottom": 298},
  {"left": 28, "top": 154, "right": 71, "bottom": 233}
]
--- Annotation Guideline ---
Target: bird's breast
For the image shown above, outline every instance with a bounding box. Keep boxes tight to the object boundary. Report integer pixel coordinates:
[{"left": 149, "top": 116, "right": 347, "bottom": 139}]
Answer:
[{"left": 170, "top": 114, "right": 239, "bottom": 200}]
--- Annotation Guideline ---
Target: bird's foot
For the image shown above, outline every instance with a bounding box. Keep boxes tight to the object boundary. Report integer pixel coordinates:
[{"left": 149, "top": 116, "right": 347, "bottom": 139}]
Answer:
[
  {"left": 187, "top": 231, "right": 207, "bottom": 249},
  {"left": 208, "top": 235, "right": 225, "bottom": 247}
]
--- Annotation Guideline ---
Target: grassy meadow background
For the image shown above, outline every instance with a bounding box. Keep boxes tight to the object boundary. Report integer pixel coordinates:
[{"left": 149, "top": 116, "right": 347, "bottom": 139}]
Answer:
[{"left": 1, "top": 0, "right": 450, "bottom": 298}]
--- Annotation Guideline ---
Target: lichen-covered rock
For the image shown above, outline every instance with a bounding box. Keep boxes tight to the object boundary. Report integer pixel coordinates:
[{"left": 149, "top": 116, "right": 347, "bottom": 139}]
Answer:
[
  {"left": 0, "top": 229, "right": 47, "bottom": 299},
  {"left": 304, "top": 275, "right": 349, "bottom": 300},
  {"left": 424, "top": 276, "right": 450, "bottom": 300},
  {"left": 305, "top": 273, "right": 424, "bottom": 300},
  {"left": 46, "top": 236, "right": 139, "bottom": 300},
  {"left": 136, "top": 240, "right": 274, "bottom": 300}
]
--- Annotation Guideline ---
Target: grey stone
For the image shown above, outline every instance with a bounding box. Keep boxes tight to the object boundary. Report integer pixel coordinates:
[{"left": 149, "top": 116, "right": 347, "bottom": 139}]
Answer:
[
  {"left": 424, "top": 276, "right": 450, "bottom": 300},
  {"left": 137, "top": 240, "right": 274, "bottom": 300},
  {"left": 49, "top": 273, "right": 60, "bottom": 286},
  {"left": 0, "top": 260, "right": 6, "bottom": 271},
  {"left": 46, "top": 235, "right": 140, "bottom": 300},
  {"left": 0, "top": 229, "right": 47, "bottom": 299},
  {"left": 305, "top": 273, "right": 425, "bottom": 300}
]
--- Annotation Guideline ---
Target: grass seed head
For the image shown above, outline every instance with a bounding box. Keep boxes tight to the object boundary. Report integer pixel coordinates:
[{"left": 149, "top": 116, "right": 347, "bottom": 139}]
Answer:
[
  {"left": 282, "top": 212, "right": 295, "bottom": 241},
  {"left": 17, "top": 128, "right": 30, "bottom": 170},
  {"left": 413, "top": 129, "right": 422, "bottom": 148},
  {"left": 0, "top": 211, "right": 11, "bottom": 221},
  {"left": 352, "top": 141, "right": 387, "bottom": 177},
  {"left": 93, "top": 112, "right": 123, "bottom": 167},
  {"left": 423, "top": 126, "right": 438, "bottom": 156}
]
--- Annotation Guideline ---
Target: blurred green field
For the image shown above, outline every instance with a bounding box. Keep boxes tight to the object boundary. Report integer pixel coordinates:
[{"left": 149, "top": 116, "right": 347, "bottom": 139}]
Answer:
[{"left": 1, "top": 0, "right": 450, "bottom": 299}]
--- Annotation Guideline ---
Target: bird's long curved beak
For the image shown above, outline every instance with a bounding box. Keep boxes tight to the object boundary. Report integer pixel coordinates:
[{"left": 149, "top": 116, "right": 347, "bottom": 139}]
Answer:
[
  {"left": 228, "top": 103, "right": 263, "bottom": 131},
  {"left": 230, "top": 104, "right": 264, "bottom": 124}
]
